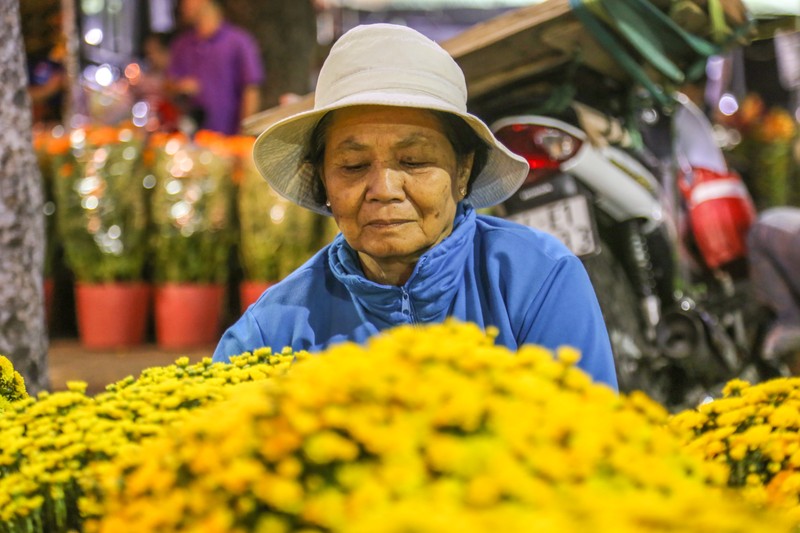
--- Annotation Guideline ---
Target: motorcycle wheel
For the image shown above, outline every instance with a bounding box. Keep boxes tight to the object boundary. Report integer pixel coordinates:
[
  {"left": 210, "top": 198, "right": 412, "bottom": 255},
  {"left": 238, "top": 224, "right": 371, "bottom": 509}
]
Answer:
[{"left": 581, "top": 241, "right": 674, "bottom": 406}]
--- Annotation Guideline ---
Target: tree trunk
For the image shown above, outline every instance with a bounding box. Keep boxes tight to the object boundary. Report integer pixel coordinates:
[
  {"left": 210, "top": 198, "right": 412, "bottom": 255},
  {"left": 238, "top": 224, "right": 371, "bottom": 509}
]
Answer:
[
  {"left": 0, "top": 0, "right": 49, "bottom": 394},
  {"left": 225, "top": 0, "right": 318, "bottom": 108}
]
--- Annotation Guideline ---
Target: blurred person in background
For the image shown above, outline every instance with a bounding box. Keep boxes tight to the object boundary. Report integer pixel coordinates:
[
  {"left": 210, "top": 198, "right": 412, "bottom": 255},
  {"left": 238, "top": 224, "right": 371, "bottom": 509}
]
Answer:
[
  {"left": 212, "top": 24, "right": 618, "bottom": 389},
  {"left": 748, "top": 207, "right": 800, "bottom": 371},
  {"left": 27, "top": 14, "right": 66, "bottom": 124},
  {"left": 133, "top": 32, "right": 181, "bottom": 131},
  {"left": 167, "top": 0, "right": 264, "bottom": 134}
]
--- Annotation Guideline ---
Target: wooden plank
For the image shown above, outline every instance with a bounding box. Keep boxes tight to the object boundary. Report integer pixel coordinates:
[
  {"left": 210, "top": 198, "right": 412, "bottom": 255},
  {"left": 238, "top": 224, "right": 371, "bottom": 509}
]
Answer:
[
  {"left": 457, "top": 27, "right": 559, "bottom": 82},
  {"left": 442, "top": 0, "right": 572, "bottom": 59},
  {"left": 450, "top": 0, "right": 579, "bottom": 91},
  {"left": 538, "top": 19, "right": 627, "bottom": 80},
  {"left": 241, "top": 92, "right": 314, "bottom": 136},
  {"left": 467, "top": 52, "right": 569, "bottom": 99}
]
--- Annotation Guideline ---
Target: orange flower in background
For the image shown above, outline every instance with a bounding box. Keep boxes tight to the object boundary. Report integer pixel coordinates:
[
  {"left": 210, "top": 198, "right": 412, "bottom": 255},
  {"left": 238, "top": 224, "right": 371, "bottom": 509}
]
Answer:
[
  {"left": 59, "top": 162, "right": 75, "bottom": 178},
  {"left": 226, "top": 135, "right": 255, "bottom": 158},
  {"left": 757, "top": 107, "right": 798, "bottom": 143},
  {"left": 86, "top": 126, "right": 122, "bottom": 146},
  {"left": 142, "top": 147, "right": 156, "bottom": 169},
  {"left": 32, "top": 130, "right": 47, "bottom": 152},
  {"left": 147, "top": 131, "right": 188, "bottom": 149},
  {"left": 45, "top": 135, "right": 72, "bottom": 156},
  {"left": 738, "top": 93, "right": 766, "bottom": 131},
  {"left": 232, "top": 166, "right": 244, "bottom": 185},
  {"left": 193, "top": 129, "right": 229, "bottom": 155},
  {"left": 193, "top": 129, "right": 225, "bottom": 145},
  {"left": 226, "top": 135, "right": 256, "bottom": 185},
  {"left": 148, "top": 132, "right": 167, "bottom": 147}
]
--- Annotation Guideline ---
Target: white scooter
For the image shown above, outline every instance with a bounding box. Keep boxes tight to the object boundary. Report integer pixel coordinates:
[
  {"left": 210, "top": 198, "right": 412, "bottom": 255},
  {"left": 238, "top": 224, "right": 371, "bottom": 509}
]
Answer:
[{"left": 490, "top": 95, "right": 778, "bottom": 409}]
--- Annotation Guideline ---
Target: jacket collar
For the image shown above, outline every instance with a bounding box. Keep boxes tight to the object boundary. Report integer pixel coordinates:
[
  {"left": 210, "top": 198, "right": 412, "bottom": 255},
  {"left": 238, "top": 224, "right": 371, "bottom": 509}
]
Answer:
[{"left": 328, "top": 203, "right": 476, "bottom": 325}]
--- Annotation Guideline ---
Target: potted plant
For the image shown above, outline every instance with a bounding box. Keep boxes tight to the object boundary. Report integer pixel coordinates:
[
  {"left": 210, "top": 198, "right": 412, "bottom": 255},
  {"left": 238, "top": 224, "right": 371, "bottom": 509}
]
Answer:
[
  {"left": 149, "top": 131, "right": 234, "bottom": 349},
  {"left": 33, "top": 124, "right": 67, "bottom": 327},
  {"left": 51, "top": 126, "right": 150, "bottom": 349},
  {"left": 235, "top": 142, "right": 339, "bottom": 312}
]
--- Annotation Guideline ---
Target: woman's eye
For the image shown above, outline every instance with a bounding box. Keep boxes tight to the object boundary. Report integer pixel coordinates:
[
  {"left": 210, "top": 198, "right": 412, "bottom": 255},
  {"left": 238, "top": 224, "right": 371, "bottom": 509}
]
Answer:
[
  {"left": 402, "top": 160, "right": 428, "bottom": 168},
  {"left": 341, "top": 163, "right": 368, "bottom": 172}
]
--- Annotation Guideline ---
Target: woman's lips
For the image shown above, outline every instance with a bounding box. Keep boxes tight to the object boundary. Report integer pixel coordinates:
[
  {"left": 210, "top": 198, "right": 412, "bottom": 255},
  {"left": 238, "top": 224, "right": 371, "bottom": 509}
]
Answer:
[{"left": 365, "top": 219, "right": 411, "bottom": 228}]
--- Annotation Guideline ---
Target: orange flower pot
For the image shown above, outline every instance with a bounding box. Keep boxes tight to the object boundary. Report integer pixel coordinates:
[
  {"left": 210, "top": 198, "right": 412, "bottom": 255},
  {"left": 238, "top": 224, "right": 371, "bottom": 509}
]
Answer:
[
  {"left": 239, "top": 280, "right": 276, "bottom": 314},
  {"left": 155, "top": 283, "right": 224, "bottom": 350},
  {"left": 75, "top": 282, "right": 151, "bottom": 349}
]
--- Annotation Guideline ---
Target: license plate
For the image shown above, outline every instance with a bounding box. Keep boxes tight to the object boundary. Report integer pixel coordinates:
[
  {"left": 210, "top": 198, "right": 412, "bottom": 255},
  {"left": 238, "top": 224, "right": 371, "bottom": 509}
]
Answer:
[{"left": 508, "top": 196, "right": 599, "bottom": 256}]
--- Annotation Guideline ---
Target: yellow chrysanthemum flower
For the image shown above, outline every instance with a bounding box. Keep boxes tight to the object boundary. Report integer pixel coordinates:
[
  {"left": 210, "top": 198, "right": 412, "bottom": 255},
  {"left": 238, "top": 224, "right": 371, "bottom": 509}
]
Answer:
[
  {"left": 671, "top": 375, "right": 800, "bottom": 518},
  {"left": 0, "top": 348, "right": 293, "bottom": 531},
  {"left": 0, "top": 355, "right": 28, "bottom": 410},
  {"left": 93, "top": 321, "right": 787, "bottom": 532}
]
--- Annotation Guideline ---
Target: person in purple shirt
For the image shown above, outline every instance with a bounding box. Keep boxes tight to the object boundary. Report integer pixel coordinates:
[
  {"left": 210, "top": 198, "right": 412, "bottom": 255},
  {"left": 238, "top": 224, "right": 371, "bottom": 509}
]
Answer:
[{"left": 168, "top": 0, "right": 264, "bottom": 135}]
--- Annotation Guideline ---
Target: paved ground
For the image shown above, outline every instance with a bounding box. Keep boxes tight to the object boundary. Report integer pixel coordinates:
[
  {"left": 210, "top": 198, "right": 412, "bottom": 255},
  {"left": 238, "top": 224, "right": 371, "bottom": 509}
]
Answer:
[{"left": 48, "top": 338, "right": 212, "bottom": 395}]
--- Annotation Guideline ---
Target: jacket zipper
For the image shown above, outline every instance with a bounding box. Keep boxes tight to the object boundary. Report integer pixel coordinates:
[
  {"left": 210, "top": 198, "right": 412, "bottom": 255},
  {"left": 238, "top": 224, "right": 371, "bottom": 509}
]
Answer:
[{"left": 400, "top": 287, "right": 417, "bottom": 324}]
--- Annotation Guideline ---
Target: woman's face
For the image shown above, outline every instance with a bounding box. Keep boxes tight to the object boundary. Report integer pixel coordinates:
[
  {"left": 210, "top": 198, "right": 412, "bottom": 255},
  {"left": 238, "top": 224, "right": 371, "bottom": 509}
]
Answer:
[{"left": 321, "top": 106, "right": 472, "bottom": 271}]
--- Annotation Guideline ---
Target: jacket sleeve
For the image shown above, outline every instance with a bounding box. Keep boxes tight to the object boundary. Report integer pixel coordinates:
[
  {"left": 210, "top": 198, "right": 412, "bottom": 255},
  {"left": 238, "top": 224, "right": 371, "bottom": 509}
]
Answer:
[
  {"left": 212, "top": 311, "right": 266, "bottom": 363},
  {"left": 517, "top": 254, "right": 619, "bottom": 390}
]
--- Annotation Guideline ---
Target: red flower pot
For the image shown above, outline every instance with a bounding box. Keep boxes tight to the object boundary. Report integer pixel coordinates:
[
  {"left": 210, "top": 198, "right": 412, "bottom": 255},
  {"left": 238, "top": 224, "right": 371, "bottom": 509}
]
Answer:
[
  {"left": 239, "top": 280, "right": 276, "bottom": 314},
  {"left": 75, "top": 282, "right": 151, "bottom": 349},
  {"left": 155, "top": 283, "right": 224, "bottom": 350},
  {"left": 43, "top": 277, "right": 55, "bottom": 329}
]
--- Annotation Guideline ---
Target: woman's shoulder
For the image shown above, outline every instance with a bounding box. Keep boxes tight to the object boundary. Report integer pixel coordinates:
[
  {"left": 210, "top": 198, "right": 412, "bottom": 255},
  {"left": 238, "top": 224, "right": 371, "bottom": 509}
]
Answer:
[
  {"left": 474, "top": 213, "right": 575, "bottom": 264},
  {"left": 249, "top": 248, "right": 334, "bottom": 307}
]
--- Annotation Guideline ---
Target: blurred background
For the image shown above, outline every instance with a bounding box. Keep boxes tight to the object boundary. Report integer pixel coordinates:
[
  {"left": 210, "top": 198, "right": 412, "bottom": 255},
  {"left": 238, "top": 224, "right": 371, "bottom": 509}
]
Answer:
[{"left": 13, "top": 0, "right": 800, "bottom": 395}]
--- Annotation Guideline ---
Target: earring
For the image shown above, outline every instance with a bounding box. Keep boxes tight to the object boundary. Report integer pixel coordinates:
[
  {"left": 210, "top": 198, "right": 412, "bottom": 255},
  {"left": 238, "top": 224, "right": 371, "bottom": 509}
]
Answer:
[
  {"left": 325, "top": 199, "right": 331, "bottom": 207},
  {"left": 459, "top": 187, "right": 467, "bottom": 198}
]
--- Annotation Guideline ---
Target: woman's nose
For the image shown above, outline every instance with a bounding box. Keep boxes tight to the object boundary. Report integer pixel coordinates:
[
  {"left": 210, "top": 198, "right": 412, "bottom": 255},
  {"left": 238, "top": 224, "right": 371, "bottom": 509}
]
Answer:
[{"left": 365, "top": 164, "right": 404, "bottom": 202}]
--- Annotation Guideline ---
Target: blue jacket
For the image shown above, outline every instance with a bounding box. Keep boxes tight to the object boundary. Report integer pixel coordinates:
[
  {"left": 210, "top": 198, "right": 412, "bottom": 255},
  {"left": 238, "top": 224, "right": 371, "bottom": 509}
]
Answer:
[{"left": 213, "top": 205, "right": 618, "bottom": 389}]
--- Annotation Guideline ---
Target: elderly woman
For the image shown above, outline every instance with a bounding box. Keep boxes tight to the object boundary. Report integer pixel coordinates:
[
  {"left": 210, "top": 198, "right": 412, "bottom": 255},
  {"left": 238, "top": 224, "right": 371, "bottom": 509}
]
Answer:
[{"left": 213, "top": 24, "right": 617, "bottom": 388}]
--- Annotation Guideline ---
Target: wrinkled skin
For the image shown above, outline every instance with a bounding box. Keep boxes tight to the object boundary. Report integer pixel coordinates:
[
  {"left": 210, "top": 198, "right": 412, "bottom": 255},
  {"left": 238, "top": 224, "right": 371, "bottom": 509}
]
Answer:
[{"left": 321, "top": 105, "right": 473, "bottom": 286}]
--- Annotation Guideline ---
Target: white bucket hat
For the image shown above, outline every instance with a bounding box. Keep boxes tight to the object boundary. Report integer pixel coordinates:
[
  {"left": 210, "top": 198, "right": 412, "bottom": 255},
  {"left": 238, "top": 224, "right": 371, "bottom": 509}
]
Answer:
[{"left": 252, "top": 23, "right": 529, "bottom": 216}]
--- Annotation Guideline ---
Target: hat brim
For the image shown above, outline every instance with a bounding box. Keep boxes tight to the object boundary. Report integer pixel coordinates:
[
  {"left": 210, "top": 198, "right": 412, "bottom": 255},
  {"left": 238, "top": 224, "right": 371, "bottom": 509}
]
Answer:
[{"left": 252, "top": 95, "right": 529, "bottom": 216}]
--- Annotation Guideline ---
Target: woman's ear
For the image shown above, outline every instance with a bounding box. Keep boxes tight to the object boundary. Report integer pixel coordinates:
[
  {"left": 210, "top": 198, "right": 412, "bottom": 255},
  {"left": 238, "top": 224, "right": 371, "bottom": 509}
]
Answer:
[
  {"left": 458, "top": 152, "right": 475, "bottom": 198},
  {"left": 315, "top": 167, "right": 330, "bottom": 208}
]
